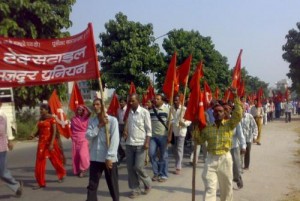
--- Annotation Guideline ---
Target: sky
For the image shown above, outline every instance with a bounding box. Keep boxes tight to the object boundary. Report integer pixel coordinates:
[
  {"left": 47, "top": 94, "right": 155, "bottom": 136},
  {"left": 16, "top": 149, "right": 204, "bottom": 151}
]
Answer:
[{"left": 68, "top": 0, "right": 300, "bottom": 88}]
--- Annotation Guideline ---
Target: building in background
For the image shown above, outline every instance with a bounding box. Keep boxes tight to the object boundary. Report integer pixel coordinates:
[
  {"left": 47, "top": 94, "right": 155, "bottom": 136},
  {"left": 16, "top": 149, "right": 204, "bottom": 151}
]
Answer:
[
  {"left": 0, "top": 88, "right": 17, "bottom": 134},
  {"left": 275, "top": 79, "right": 289, "bottom": 91}
]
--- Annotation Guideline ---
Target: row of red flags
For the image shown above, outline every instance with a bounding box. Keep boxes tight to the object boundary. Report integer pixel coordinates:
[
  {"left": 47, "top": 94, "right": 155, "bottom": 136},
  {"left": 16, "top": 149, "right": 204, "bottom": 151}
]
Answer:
[
  {"left": 103, "top": 50, "right": 243, "bottom": 130},
  {"left": 52, "top": 48, "right": 283, "bottom": 138},
  {"left": 50, "top": 50, "right": 292, "bottom": 140}
]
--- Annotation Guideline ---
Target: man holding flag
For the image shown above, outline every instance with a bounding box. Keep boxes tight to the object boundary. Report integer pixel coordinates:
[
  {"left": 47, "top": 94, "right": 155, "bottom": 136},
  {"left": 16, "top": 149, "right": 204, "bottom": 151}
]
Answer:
[
  {"left": 85, "top": 98, "right": 120, "bottom": 201},
  {"left": 196, "top": 87, "right": 243, "bottom": 201}
]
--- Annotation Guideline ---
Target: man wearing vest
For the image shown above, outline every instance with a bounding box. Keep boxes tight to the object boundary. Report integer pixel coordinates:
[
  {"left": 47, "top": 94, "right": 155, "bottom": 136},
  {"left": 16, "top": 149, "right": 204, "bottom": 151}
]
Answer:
[{"left": 149, "top": 94, "right": 172, "bottom": 183}]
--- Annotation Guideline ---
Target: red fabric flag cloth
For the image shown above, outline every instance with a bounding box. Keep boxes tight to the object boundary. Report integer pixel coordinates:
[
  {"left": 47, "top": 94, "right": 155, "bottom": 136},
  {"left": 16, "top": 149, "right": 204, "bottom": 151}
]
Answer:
[
  {"left": 0, "top": 23, "right": 99, "bottom": 87},
  {"left": 285, "top": 88, "right": 289, "bottom": 100},
  {"left": 123, "top": 82, "right": 137, "bottom": 122},
  {"left": 214, "top": 87, "right": 219, "bottom": 100},
  {"left": 184, "top": 66, "right": 206, "bottom": 129},
  {"left": 203, "top": 81, "right": 212, "bottom": 110},
  {"left": 198, "top": 91, "right": 207, "bottom": 130},
  {"left": 129, "top": 82, "right": 137, "bottom": 95},
  {"left": 231, "top": 49, "right": 243, "bottom": 89},
  {"left": 69, "top": 82, "right": 85, "bottom": 112},
  {"left": 277, "top": 91, "right": 283, "bottom": 102},
  {"left": 163, "top": 53, "right": 179, "bottom": 100},
  {"left": 142, "top": 94, "right": 148, "bottom": 107},
  {"left": 176, "top": 55, "right": 192, "bottom": 85},
  {"left": 238, "top": 80, "right": 245, "bottom": 97},
  {"left": 222, "top": 89, "right": 229, "bottom": 103},
  {"left": 256, "top": 87, "right": 263, "bottom": 106},
  {"left": 107, "top": 92, "right": 120, "bottom": 117},
  {"left": 146, "top": 85, "right": 155, "bottom": 101},
  {"left": 222, "top": 88, "right": 233, "bottom": 103},
  {"left": 48, "top": 90, "right": 72, "bottom": 139},
  {"left": 189, "top": 61, "right": 204, "bottom": 90}
]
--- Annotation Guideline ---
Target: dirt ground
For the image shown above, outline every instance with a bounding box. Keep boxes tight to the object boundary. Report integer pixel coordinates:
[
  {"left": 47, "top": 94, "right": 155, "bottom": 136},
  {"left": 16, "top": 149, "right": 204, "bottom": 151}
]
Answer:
[
  {"left": 230, "top": 116, "right": 300, "bottom": 201},
  {"left": 279, "top": 126, "right": 300, "bottom": 201}
]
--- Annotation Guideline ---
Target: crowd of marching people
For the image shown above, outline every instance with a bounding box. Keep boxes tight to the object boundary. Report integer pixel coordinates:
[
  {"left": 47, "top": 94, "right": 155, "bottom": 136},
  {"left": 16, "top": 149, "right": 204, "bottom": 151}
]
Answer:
[{"left": 1, "top": 88, "right": 299, "bottom": 201}]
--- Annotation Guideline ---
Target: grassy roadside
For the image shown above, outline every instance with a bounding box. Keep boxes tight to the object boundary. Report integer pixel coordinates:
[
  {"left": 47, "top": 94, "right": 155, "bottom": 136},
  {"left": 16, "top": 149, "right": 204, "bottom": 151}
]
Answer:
[{"left": 280, "top": 126, "right": 300, "bottom": 201}]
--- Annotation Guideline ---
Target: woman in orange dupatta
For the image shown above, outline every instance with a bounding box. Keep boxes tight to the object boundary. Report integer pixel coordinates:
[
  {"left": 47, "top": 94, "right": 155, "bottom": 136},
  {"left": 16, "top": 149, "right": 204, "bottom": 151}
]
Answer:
[{"left": 30, "top": 103, "right": 66, "bottom": 189}]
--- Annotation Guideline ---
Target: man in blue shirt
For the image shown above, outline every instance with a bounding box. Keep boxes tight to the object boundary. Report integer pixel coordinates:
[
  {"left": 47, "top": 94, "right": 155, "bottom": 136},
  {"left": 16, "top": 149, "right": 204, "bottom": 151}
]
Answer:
[{"left": 86, "top": 98, "right": 119, "bottom": 201}]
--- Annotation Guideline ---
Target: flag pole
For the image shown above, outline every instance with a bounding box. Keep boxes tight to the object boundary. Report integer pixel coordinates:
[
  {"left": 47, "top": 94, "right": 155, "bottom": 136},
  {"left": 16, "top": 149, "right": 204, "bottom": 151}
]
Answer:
[
  {"left": 192, "top": 124, "right": 198, "bottom": 201},
  {"left": 89, "top": 23, "right": 110, "bottom": 147},
  {"left": 178, "top": 72, "right": 190, "bottom": 126}
]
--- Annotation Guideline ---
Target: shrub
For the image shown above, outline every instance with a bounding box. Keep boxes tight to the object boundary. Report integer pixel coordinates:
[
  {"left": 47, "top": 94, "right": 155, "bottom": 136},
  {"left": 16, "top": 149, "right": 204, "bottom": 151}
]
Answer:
[{"left": 15, "top": 108, "right": 38, "bottom": 140}]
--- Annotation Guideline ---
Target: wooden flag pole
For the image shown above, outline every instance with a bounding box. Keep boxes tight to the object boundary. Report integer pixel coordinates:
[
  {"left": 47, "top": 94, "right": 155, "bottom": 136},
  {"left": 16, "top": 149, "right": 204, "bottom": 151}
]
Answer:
[
  {"left": 192, "top": 124, "right": 199, "bottom": 201},
  {"left": 167, "top": 80, "right": 175, "bottom": 138},
  {"left": 89, "top": 23, "right": 110, "bottom": 148},
  {"left": 178, "top": 75, "right": 190, "bottom": 127}
]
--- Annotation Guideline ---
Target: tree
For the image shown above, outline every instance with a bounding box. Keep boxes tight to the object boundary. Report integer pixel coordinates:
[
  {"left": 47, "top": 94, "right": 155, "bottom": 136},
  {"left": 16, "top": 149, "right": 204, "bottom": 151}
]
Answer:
[
  {"left": 239, "top": 68, "right": 269, "bottom": 97},
  {"left": 97, "top": 12, "right": 164, "bottom": 97},
  {"left": 0, "top": 0, "right": 76, "bottom": 109},
  {"left": 156, "top": 29, "right": 231, "bottom": 94},
  {"left": 282, "top": 22, "right": 300, "bottom": 94}
]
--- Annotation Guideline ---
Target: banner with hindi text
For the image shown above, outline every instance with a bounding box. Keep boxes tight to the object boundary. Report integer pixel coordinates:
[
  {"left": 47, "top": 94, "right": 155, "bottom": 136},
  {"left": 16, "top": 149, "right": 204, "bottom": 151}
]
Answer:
[{"left": 0, "top": 23, "right": 99, "bottom": 87}]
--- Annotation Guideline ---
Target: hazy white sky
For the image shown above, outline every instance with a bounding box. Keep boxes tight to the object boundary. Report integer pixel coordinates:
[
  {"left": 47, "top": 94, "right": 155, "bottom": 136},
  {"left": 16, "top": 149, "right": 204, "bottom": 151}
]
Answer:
[{"left": 68, "top": 0, "right": 300, "bottom": 87}]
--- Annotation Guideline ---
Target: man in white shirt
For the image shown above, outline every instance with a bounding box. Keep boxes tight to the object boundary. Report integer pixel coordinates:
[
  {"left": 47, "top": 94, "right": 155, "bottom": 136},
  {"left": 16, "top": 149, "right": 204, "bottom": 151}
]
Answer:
[
  {"left": 284, "top": 100, "right": 293, "bottom": 122},
  {"left": 171, "top": 96, "right": 191, "bottom": 175},
  {"left": 0, "top": 98, "right": 23, "bottom": 197},
  {"left": 123, "top": 94, "right": 152, "bottom": 198},
  {"left": 240, "top": 106, "right": 258, "bottom": 170}
]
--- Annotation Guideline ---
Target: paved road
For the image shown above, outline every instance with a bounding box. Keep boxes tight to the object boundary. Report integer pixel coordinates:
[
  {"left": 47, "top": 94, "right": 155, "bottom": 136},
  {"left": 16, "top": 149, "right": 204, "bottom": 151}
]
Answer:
[{"left": 1, "top": 117, "right": 300, "bottom": 201}]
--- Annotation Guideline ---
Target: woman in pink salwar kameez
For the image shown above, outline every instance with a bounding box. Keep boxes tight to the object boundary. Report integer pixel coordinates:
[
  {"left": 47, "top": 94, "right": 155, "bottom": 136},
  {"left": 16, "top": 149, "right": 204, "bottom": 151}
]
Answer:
[{"left": 71, "top": 105, "right": 91, "bottom": 177}]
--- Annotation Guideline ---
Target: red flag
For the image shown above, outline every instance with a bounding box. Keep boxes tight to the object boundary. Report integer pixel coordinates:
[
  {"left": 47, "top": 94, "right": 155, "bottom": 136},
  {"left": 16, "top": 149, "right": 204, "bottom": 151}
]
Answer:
[
  {"left": 0, "top": 23, "right": 99, "bottom": 87},
  {"left": 176, "top": 55, "right": 192, "bottom": 85},
  {"left": 163, "top": 53, "right": 179, "bottom": 99},
  {"left": 203, "top": 81, "right": 212, "bottom": 110},
  {"left": 123, "top": 82, "right": 137, "bottom": 122},
  {"left": 48, "top": 90, "right": 71, "bottom": 139},
  {"left": 189, "top": 61, "right": 204, "bottom": 89},
  {"left": 223, "top": 89, "right": 229, "bottom": 103},
  {"left": 184, "top": 71, "right": 201, "bottom": 121},
  {"left": 285, "top": 88, "right": 289, "bottom": 100},
  {"left": 214, "top": 87, "right": 219, "bottom": 100},
  {"left": 142, "top": 94, "right": 148, "bottom": 107},
  {"left": 129, "top": 82, "right": 136, "bottom": 95},
  {"left": 198, "top": 91, "right": 207, "bottom": 130},
  {"left": 256, "top": 87, "right": 263, "bottom": 106},
  {"left": 69, "top": 82, "right": 85, "bottom": 112},
  {"left": 231, "top": 49, "right": 243, "bottom": 89},
  {"left": 238, "top": 80, "right": 245, "bottom": 97},
  {"left": 222, "top": 88, "right": 234, "bottom": 103},
  {"left": 146, "top": 84, "right": 155, "bottom": 101},
  {"left": 107, "top": 92, "right": 120, "bottom": 117},
  {"left": 184, "top": 66, "right": 206, "bottom": 129}
]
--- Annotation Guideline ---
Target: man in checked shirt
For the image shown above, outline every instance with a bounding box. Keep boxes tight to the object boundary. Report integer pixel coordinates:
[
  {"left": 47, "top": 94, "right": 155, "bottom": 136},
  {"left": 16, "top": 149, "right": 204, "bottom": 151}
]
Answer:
[{"left": 197, "top": 88, "right": 243, "bottom": 201}]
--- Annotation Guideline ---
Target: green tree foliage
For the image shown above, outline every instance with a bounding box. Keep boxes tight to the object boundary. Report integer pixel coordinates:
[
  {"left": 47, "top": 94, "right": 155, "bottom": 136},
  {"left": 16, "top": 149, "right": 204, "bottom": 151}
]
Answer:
[
  {"left": 156, "top": 29, "right": 231, "bottom": 94},
  {"left": 239, "top": 68, "right": 269, "bottom": 97},
  {"left": 282, "top": 22, "right": 300, "bottom": 94},
  {"left": 0, "top": 0, "right": 76, "bottom": 109},
  {"left": 97, "top": 12, "right": 164, "bottom": 97}
]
